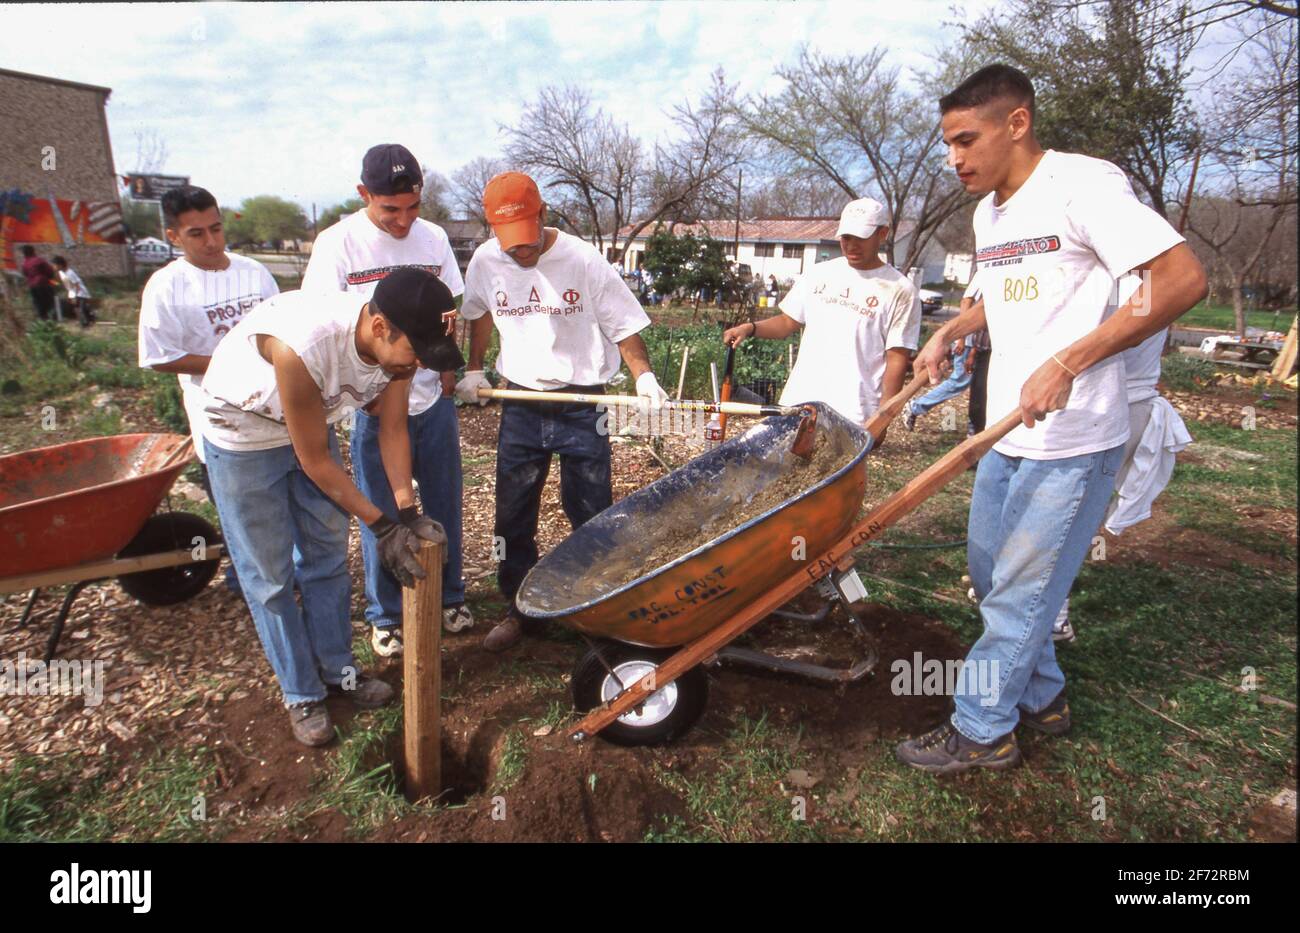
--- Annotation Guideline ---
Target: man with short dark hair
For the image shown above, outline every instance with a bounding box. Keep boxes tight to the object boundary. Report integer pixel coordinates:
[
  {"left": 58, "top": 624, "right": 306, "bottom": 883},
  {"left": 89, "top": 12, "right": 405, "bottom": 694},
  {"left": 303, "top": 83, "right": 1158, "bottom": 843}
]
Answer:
[
  {"left": 199, "top": 268, "right": 458, "bottom": 746},
  {"left": 894, "top": 64, "right": 1207, "bottom": 773},
  {"left": 304, "top": 144, "right": 471, "bottom": 657},
  {"left": 456, "top": 171, "right": 666, "bottom": 652},
  {"left": 138, "top": 185, "right": 279, "bottom": 592},
  {"left": 20, "top": 245, "right": 58, "bottom": 322}
]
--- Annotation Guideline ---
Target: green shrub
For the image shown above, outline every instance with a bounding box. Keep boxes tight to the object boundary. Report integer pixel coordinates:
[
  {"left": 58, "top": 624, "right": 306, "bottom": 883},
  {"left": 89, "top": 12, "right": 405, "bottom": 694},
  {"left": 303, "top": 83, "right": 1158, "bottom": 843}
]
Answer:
[
  {"left": 1159, "top": 354, "right": 1220, "bottom": 393},
  {"left": 149, "top": 371, "right": 189, "bottom": 433},
  {"left": 637, "top": 322, "right": 798, "bottom": 400}
]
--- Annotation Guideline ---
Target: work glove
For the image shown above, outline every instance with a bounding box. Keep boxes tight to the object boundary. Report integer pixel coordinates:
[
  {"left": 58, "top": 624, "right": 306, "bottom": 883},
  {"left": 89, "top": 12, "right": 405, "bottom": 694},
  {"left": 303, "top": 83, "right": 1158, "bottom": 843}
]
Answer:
[
  {"left": 398, "top": 506, "right": 446, "bottom": 547},
  {"left": 369, "top": 511, "right": 443, "bottom": 588},
  {"left": 455, "top": 370, "right": 491, "bottom": 406},
  {"left": 635, "top": 371, "right": 670, "bottom": 411}
]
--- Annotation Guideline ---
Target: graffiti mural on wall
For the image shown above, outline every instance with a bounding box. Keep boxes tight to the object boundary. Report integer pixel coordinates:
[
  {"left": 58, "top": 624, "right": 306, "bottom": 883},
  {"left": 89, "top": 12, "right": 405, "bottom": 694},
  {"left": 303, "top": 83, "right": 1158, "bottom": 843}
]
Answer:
[{"left": 0, "top": 187, "right": 126, "bottom": 271}]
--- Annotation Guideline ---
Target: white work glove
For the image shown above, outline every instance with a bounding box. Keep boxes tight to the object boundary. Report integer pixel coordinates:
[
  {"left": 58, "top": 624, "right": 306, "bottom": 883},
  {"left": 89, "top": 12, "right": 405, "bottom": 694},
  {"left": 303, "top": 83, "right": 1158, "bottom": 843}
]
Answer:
[
  {"left": 635, "top": 371, "right": 670, "bottom": 411},
  {"left": 455, "top": 370, "right": 491, "bottom": 406}
]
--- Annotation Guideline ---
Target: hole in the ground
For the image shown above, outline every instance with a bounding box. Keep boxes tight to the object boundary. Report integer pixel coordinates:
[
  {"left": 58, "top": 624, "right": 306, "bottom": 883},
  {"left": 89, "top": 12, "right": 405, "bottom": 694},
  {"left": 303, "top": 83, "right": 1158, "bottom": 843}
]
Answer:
[{"left": 380, "top": 722, "right": 498, "bottom": 807}]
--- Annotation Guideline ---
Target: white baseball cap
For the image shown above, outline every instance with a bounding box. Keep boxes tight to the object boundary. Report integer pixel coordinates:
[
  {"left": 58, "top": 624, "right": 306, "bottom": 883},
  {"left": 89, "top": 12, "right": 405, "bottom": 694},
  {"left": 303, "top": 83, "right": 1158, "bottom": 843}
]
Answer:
[{"left": 836, "top": 197, "right": 890, "bottom": 239}]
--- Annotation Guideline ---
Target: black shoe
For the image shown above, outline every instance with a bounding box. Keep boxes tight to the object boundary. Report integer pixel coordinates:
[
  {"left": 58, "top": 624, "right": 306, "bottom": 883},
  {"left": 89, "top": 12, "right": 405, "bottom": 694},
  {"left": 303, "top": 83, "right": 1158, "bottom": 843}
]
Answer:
[
  {"left": 288, "top": 701, "right": 334, "bottom": 746},
  {"left": 895, "top": 720, "right": 1021, "bottom": 774},
  {"left": 326, "top": 673, "right": 394, "bottom": 708},
  {"left": 1019, "top": 691, "right": 1071, "bottom": 736}
]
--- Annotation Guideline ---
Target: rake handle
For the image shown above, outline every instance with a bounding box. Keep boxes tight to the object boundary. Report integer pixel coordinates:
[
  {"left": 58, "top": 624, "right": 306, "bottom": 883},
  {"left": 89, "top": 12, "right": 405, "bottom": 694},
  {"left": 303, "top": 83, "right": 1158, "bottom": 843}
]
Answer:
[{"left": 475, "top": 387, "right": 795, "bottom": 417}]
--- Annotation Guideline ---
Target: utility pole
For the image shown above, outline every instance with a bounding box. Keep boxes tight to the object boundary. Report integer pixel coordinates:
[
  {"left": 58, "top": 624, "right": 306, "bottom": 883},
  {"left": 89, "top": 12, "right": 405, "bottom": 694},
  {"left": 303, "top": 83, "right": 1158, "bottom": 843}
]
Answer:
[{"left": 732, "top": 169, "right": 742, "bottom": 262}]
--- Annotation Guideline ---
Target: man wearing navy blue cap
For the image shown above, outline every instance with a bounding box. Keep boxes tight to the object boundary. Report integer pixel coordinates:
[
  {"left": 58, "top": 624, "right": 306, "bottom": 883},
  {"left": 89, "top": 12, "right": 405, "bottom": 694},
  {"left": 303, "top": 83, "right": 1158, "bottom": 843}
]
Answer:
[{"left": 305, "top": 143, "right": 473, "bottom": 660}]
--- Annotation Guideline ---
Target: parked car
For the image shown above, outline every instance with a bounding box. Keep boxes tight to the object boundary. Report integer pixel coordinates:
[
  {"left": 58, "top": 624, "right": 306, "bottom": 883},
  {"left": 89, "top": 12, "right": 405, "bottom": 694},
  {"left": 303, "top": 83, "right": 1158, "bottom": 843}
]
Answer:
[{"left": 919, "top": 288, "right": 945, "bottom": 315}]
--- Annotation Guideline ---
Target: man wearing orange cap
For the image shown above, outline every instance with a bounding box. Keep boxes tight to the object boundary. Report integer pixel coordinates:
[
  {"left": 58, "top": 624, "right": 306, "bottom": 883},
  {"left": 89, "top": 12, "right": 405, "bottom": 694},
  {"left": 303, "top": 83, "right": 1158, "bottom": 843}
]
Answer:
[{"left": 456, "top": 171, "right": 666, "bottom": 651}]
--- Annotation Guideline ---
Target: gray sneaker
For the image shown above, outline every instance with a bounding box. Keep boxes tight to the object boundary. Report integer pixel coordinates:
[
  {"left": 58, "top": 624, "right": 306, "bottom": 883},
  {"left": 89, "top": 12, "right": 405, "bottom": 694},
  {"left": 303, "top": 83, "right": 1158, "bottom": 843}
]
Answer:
[
  {"left": 895, "top": 720, "right": 1021, "bottom": 774},
  {"left": 903, "top": 401, "right": 918, "bottom": 431},
  {"left": 288, "top": 701, "right": 334, "bottom": 747},
  {"left": 327, "top": 674, "right": 395, "bottom": 709}
]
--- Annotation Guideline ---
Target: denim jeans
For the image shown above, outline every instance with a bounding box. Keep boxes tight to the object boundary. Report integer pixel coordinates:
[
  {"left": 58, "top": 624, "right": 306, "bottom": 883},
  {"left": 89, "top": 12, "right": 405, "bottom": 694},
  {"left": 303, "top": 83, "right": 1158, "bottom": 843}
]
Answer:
[
  {"left": 495, "top": 392, "right": 612, "bottom": 601},
  {"left": 912, "top": 351, "right": 971, "bottom": 416},
  {"left": 352, "top": 397, "right": 465, "bottom": 628},
  {"left": 203, "top": 434, "right": 354, "bottom": 707},
  {"left": 952, "top": 443, "right": 1124, "bottom": 741}
]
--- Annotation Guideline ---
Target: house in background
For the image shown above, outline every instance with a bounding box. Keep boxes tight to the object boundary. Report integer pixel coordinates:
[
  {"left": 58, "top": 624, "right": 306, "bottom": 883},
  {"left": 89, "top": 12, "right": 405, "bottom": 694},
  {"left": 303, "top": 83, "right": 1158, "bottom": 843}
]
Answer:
[
  {"left": 0, "top": 67, "right": 127, "bottom": 277},
  {"left": 616, "top": 217, "right": 843, "bottom": 281},
  {"left": 441, "top": 219, "right": 489, "bottom": 277}
]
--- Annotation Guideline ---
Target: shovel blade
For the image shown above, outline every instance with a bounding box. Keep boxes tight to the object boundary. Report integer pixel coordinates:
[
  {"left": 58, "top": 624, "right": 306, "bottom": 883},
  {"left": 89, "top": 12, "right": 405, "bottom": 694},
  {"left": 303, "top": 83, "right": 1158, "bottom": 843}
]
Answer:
[{"left": 791, "top": 405, "right": 818, "bottom": 459}]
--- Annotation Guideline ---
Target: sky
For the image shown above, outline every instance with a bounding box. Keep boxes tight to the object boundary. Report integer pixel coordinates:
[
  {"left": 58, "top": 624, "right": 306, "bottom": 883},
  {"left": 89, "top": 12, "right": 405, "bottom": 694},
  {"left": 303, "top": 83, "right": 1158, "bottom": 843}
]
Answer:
[{"left": 0, "top": 0, "right": 995, "bottom": 214}]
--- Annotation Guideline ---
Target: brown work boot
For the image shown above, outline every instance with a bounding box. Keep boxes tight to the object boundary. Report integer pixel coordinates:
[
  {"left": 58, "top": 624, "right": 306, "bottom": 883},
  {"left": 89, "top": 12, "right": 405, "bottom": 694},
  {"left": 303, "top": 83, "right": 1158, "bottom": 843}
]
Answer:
[
  {"left": 482, "top": 614, "right": 524, "bottom": 653},
  {"left": 326, "top": 673, "right": 395, "bottom": 709},
  {"left": 288, "top": 701, "right": 334, "bottom": 747}
]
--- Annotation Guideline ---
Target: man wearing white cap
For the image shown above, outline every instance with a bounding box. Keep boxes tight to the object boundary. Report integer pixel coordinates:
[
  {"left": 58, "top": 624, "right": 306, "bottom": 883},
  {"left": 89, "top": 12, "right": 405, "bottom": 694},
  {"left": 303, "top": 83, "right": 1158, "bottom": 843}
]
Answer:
[{"left": 723, "top": 197, "right": 921, "bottom": 431}]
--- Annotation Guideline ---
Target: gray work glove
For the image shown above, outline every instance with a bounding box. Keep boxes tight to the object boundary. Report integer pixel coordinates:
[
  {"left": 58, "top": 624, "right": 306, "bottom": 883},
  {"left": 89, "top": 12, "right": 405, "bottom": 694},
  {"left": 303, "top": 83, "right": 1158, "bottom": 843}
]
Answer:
[
  {"left": 369, "top": 509, "right": 444, "bottom": 588},
  {"left": 398, "top": 506, "right": 446, "bottom": 547}
]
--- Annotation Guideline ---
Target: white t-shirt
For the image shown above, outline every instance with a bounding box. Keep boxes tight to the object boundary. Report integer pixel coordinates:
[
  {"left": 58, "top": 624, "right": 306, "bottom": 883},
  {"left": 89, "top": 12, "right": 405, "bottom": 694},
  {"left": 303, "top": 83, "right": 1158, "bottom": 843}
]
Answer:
[
  {"left": 199, "top": 290, "right": 392, "bottom": 452},
  {"left": 58, "top": 268, "right": 90, "bottom": 299},
  {"left": 138, "top": 253, "right": 280, "bottom": 462},
  {"left": 302, "top": 211, "right": 464, "bottom": 415},
  {"left": 973, "top": 150, "right": 1184, "bottom": 459},
  {"left": 460, "top": 231, "right": 650, "bottom": 389},
  {"left": 776, "top": 258, "right": 921, "bottom": 424}
]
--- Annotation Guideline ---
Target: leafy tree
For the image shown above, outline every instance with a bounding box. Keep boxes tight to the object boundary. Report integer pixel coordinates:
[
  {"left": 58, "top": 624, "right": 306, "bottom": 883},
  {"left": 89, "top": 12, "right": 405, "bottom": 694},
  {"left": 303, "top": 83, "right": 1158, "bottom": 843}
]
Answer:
[
  {"left": 234, "top": 195, "right": 308, "bottom": 248},
  {"left": 220, "top": 207, "right": 255, "bottom": 248},
  {"left": 643, "top": 229, "right": 735, "bottom": 306},
  {"left": 317, "top": 197, "right": 364, "bottom": 233}
]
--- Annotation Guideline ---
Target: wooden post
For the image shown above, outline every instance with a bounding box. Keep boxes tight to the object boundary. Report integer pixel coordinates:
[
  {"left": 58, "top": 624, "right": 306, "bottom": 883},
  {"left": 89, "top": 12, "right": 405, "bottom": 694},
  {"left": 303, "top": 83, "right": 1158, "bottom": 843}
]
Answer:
[{"left": 402, "top": 540, "right": 443, "bottom": 802}]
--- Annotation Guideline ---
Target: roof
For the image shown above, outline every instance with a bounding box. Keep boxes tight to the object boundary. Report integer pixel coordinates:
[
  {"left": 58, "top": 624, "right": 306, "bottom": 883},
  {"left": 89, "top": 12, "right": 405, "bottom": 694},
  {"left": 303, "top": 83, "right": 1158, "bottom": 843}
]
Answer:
[
  {"left": 619, "top": 217, "right": 840, "bottom": 243},
  {"left": 0, "top": 67, "right": 112, "bottom": 98}
]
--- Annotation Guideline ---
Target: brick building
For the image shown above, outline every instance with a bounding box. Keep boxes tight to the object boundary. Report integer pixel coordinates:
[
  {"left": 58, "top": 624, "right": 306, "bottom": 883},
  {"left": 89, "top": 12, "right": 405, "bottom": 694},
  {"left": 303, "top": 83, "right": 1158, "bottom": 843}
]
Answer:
[{"left": 0, "top": 67, "right": 127, "bottom": 279}]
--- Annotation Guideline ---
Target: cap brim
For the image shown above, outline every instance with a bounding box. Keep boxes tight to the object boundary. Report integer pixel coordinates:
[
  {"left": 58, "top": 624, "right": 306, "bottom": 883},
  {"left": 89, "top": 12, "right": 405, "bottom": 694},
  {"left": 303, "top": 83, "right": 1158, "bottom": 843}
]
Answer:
[
  {"left": 836, "top": 221, "right": 880, "bottom": 239},
  {"left": 493, "top": 217, "right": 542, "bottom": 251},
  {"left": 412, "top": 333, "right": 465, "bottom": 372}
]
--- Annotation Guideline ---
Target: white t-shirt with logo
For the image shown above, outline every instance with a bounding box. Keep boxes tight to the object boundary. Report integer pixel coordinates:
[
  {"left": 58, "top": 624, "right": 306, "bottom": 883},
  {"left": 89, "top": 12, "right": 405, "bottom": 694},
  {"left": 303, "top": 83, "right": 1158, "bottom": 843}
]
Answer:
[
  {"left": 973, "top": 150, "right": 1184, "bottom": 459},
  {"left": 302, "top": 211, "right": 464, "bottom": 415},
  {"left": 58, "top": 268, "right": 90, "bottom": 299},
  {"left": 138, "top": 253, "right": 280, "bottom": 462},
  {"left": 199, "top": 290, "right": 393, "bottom": 452},
  {"left": 777, "top": 258, "right": 921, "bottom": 424},
  {"left": 460, "top": 231, "right": 650, "bottom": 389}
]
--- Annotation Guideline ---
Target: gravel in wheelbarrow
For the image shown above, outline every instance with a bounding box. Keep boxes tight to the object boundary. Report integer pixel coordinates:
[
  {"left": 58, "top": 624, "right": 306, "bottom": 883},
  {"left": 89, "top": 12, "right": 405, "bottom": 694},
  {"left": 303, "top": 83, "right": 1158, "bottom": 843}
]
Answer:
[{"left": 517, "top": 401, "right": 871, "bottom": 648}]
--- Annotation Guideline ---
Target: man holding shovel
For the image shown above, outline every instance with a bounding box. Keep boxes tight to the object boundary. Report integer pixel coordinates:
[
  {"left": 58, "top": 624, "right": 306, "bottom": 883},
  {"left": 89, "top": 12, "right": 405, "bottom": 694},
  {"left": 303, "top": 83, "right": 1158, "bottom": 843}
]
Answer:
[
  {"left": 455, "top": 171, "right": 667, "bottom": 652},
  {"left": 198, "top": 268, "right": 459, "bottom": 746},
  {"left": 895, "top": 64, "right": 1206, "bottom": 773}
]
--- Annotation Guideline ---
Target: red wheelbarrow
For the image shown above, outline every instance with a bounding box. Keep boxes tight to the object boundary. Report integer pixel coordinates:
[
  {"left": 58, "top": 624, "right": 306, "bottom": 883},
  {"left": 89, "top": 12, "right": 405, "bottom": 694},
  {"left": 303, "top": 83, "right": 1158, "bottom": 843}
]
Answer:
[
  {"left": 1, "top": 433, "right": 224, "bottom": 660},
  {"left": 515, "top": 377, "right": 1022, "bottom": 745}
]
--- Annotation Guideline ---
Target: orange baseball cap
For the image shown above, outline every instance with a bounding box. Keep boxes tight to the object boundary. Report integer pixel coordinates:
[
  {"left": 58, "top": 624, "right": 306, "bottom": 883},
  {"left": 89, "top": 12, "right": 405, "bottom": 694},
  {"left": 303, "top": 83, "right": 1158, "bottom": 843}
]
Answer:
[{"left": 483, "top": 172, "right": 543, "bottom": 250}]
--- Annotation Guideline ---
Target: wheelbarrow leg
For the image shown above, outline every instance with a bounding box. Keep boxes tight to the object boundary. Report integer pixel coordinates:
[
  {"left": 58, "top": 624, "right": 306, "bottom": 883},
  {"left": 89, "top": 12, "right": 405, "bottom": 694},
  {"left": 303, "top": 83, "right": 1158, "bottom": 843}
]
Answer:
[
  {"left": 44, "top": 581, "right": 91, "bottom": 663},
  {"left": 17, "top": 588, "right": 41, "bottom": 629}
]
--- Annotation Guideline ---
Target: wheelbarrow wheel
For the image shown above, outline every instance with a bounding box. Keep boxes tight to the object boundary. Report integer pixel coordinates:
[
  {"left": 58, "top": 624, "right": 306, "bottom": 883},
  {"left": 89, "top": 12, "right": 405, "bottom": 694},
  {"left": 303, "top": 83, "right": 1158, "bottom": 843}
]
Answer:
[
  {"left": 117, "top": 512, "right": 221, "bottom": 606},
  {"left": 572, "top": 642, "right": 708, "bottom": 747}
]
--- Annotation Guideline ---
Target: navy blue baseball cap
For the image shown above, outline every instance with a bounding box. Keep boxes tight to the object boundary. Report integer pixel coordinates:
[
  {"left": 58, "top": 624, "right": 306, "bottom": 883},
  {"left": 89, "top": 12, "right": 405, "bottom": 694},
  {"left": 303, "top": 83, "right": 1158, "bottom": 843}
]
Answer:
[{"left": 361, "top": 144, "right": 423, "bottom": 195}]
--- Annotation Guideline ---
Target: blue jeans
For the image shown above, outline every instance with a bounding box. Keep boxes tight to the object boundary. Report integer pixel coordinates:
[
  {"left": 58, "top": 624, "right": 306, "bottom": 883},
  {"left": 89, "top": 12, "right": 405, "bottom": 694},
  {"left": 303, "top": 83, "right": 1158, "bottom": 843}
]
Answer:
[
  {"left": 495, "top": 393, "right": 611, "bottom": 601},
  {"left": 352, "top": 397, "right": 466, "bottom": 629},
  {"left": 952, "top": 443, "right": 1124, "bottom": 741},
  {"left": 912, "top": 351, "right": 971, "bottom": 416},
  {"left": 203, "top": 434, "right": 354, "bottom": 707}
]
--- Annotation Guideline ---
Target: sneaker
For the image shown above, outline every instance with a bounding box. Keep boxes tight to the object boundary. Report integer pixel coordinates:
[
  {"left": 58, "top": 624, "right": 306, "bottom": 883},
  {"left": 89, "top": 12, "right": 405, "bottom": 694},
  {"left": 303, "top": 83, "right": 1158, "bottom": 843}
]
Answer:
[
  {"left": 1019, "top": 691, "right": 1071, "bottom": 736},
  {"left": 442, "top": 604, "right": 475, "bottom": 633},
  {"left": 371, "top": 626, "right": 403, "bottom": 657},
  {"left": 903, "top": 401, "right": 918, "bottom": 432},
  {"left": 1052, "top": 603, "right": 1076, "bottom": 643},
  {"left": 895, "top": 720, "right": 1021, "bottom": 774},
  {"left": 327, "top": 673, "right": 394, "bottom": 709},
  {"left": 288, "top": 701, "right": 334, "bottom": 747},
  {"left": 482, "top": 614, "right": 523, "bottom": 653}
]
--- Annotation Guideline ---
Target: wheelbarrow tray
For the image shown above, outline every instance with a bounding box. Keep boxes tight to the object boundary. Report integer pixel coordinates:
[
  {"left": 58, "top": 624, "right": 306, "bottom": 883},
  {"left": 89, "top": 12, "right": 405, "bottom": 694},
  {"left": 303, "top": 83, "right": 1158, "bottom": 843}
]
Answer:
[
  {"left": 517, "top": 402, "right": 871, "bottom": 648},
  {"left": 0, "top": 433, "right": 193, "bottom": 578}
]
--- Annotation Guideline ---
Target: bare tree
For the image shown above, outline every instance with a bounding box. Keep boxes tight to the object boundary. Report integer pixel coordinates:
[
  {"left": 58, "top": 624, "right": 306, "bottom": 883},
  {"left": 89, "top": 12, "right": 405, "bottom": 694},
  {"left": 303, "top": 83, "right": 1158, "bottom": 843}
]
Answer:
[
  {"left": 450, "top": 156, "right": 508, "bottom": 233},
  {"left": 1183, "top": 17, "right": 1297, "bottom": 333},
  {"left": 419, "top": 169, "right": 454, "bottom": 224},
  {"left": 503, "top": 74, "right": 745, "bottom": 259},
  {"left": 130, "top": 129, "right": 169, "bottom": 176},
  {"left": 733, "top": 45, "right": 975, "bottom": 271}
]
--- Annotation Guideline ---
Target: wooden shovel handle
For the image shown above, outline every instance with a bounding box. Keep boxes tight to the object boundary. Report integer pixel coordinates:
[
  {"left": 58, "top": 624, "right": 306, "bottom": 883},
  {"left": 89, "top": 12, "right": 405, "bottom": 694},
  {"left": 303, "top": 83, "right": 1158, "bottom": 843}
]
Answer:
[{"left": 863, "top": 372, "right": 934, "bottom": 442}]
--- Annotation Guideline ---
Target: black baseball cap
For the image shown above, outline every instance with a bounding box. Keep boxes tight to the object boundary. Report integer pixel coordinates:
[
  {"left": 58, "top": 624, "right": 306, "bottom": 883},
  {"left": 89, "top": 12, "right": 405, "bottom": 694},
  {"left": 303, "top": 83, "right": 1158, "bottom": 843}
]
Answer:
[
  {"left": 371, "top": 268, "right": 464, "bottom": 371},
  {"left": 360, "top": 144, "right": 423, "bottom": 196}
]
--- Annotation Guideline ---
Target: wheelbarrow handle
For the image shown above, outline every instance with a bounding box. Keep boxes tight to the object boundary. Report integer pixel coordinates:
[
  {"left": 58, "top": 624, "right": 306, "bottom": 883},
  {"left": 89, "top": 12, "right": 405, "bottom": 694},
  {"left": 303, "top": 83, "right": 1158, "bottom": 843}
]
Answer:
[
  {"left": 475, "top": 387, "right": 796, "bottom": 417},
  {"left": 862, "top": 371, "right": 934, "bottom": 443}
]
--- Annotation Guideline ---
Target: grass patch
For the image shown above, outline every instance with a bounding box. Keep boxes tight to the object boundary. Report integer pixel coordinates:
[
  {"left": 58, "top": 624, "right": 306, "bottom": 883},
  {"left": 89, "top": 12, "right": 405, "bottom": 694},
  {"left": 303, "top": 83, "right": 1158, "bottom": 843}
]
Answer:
[{"left": 492, "top": 729, "right": 528, "bottom": 791}]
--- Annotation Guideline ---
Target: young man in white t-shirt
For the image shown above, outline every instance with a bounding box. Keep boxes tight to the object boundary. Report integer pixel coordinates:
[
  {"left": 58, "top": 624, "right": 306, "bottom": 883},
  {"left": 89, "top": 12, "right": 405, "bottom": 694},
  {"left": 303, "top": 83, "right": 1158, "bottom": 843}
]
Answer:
[
  {"left": 722, "top": 198, "right": 921, "bottom": 433},
  {"left": 199, "top": 269, "right": 458, "bottom": 746},
  {"left": 137, "top": 185, "right": 280, "bottom": 592},
  {"left": 303, "top": 144, "right": 471, "bottom": 658},
  {"left": 895, "top": 64, "right": 1207, "bottom": 773},
  {"left": 455, "top": 171, "right": 667, "bottom": 652}
]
